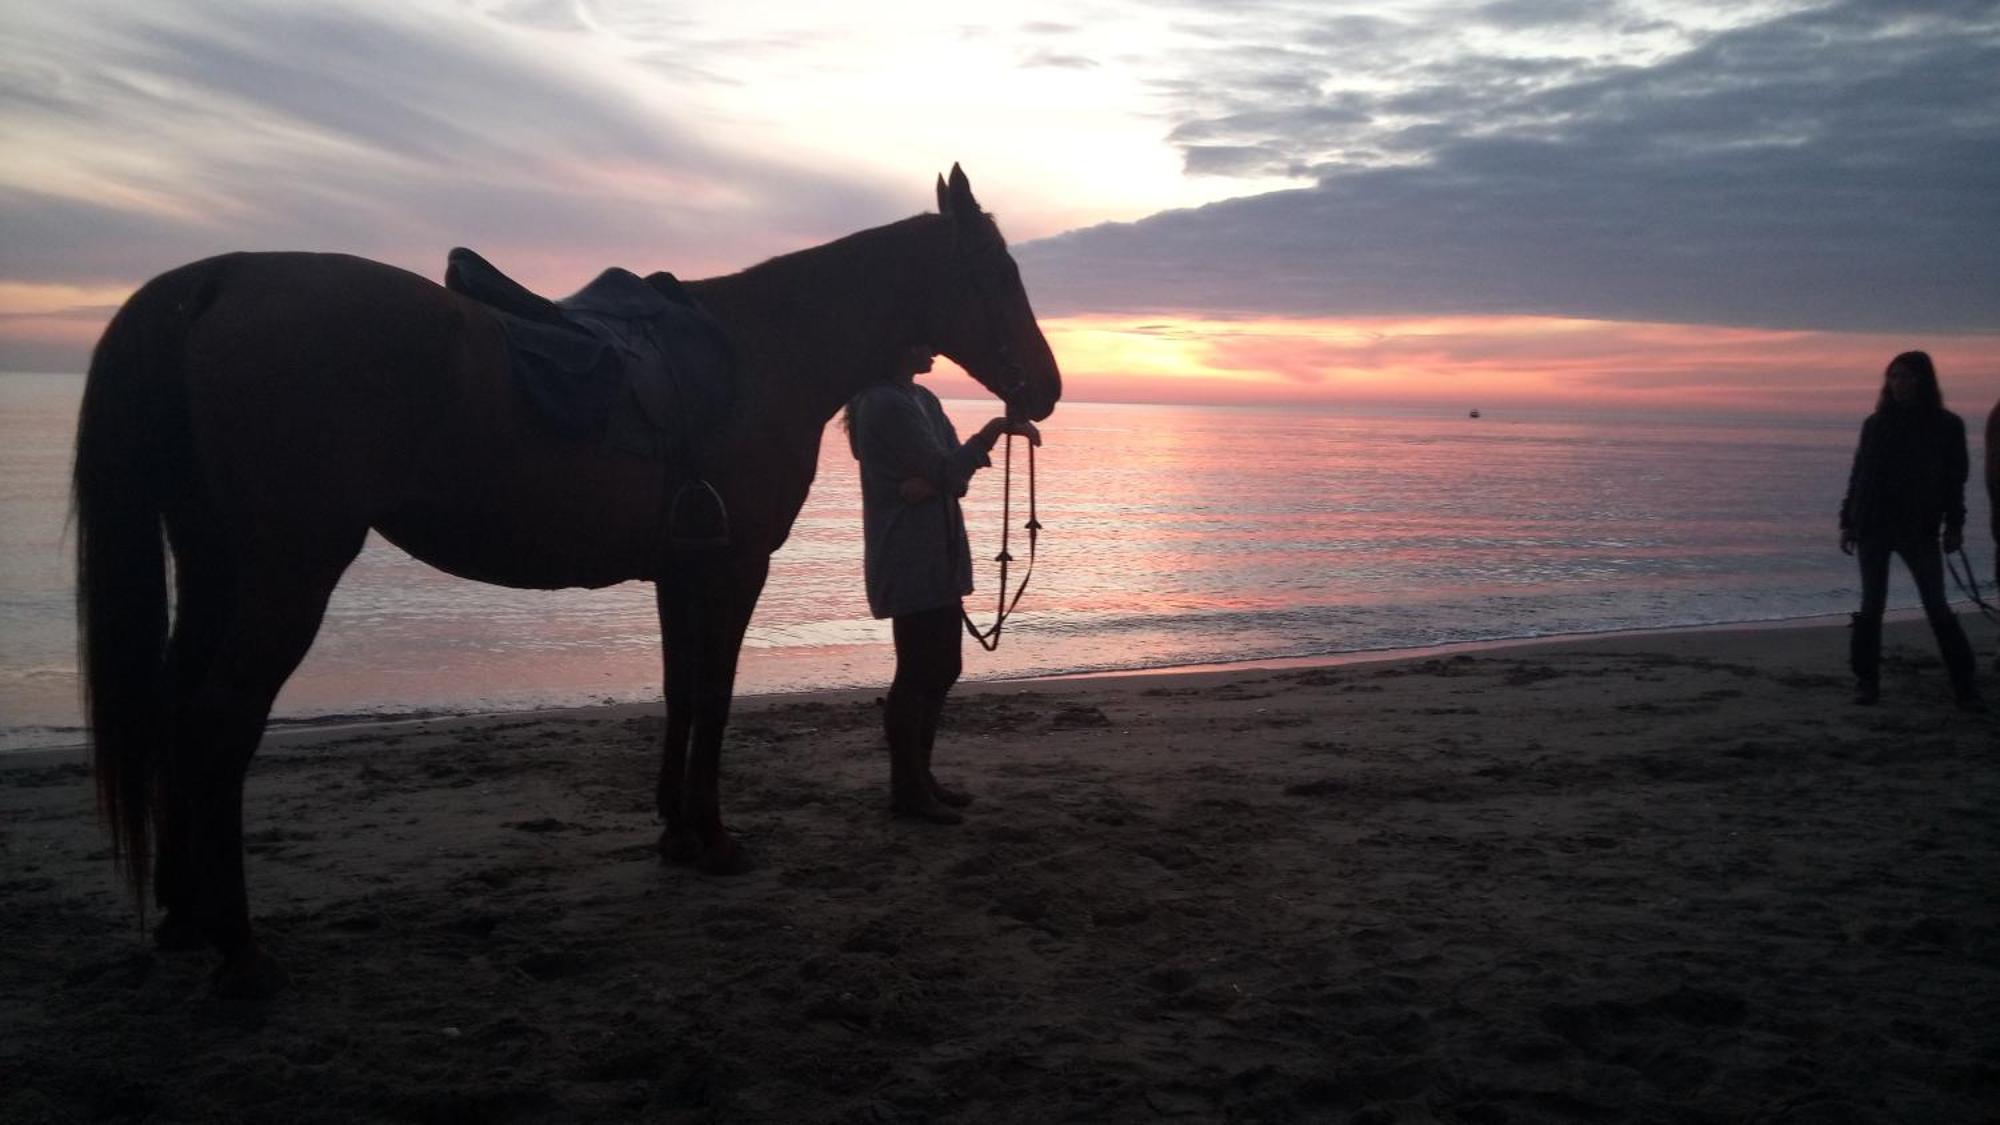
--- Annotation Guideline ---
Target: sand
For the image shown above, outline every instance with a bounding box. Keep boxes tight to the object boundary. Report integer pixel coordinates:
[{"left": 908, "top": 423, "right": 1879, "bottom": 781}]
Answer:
[{"left": 2, "top": 615, "right": 1996, "bottom": 1123}]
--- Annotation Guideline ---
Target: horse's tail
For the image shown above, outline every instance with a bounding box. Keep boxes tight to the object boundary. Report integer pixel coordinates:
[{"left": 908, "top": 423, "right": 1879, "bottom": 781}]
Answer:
[{"left": 73, "top": 257, "right": 224, "bottom": 904}]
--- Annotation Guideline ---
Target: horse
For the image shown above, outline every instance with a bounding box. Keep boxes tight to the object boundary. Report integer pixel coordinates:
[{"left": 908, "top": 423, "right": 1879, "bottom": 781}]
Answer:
[{"left": 72, "top": 165, "right": 1062, "bottom": 995}]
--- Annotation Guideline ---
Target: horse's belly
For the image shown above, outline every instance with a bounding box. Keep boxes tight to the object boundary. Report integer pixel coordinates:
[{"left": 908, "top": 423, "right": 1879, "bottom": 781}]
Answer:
[
  {"left": 374, "top": 513, "right": 655, "bottom": 591},
  {"left": 374, "top": 459, "right": 665, "bottom": 590}
]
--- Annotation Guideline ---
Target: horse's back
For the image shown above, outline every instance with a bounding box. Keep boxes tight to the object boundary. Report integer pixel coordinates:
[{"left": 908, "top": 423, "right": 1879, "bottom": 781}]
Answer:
[
  {"left": 188, "top": 252, "right": 461, "bottom": 371},
  {"left": 153, "top": 252, "right": 664, "bottom": 587},
  {"left": 165, "top": 254, "right": 471, "bottom": 519}
]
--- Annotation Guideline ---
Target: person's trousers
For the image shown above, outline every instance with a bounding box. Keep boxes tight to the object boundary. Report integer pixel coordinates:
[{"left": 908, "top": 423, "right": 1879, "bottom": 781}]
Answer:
[
  {"left": 885, "top": 604, "right": 963, "bottom": 767},
  {"left": 1850, "top": 531, "right": 1977, "bottom": 696}
]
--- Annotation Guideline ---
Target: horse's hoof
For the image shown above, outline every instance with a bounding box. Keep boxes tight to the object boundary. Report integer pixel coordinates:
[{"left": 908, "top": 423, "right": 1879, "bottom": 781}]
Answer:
[
  {"left": 658, "top": 828, "right": 701, "bottom": 865},
  {"left": 210, "top": 947, "right": 288, "bottom": 1000},
  {"left": 153, "top": 912, "right": 206, "bottom": 952},
  {"left": 697, "top": 838, "right": 750, "bottom": 876}
]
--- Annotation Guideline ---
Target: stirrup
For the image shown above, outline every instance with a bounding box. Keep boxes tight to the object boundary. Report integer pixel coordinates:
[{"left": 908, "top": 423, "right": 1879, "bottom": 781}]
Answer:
[{"left": 669, "top": 480, "right": 730, "bottom": 550}]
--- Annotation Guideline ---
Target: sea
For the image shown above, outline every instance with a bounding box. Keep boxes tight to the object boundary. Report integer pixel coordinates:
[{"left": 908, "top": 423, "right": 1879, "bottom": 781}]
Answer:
[{"left": 2, "top": 372, "right": 1986, "bottom": 753}]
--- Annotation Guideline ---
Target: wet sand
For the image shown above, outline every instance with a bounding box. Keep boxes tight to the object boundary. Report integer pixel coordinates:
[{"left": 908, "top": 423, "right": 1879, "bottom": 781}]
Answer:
[{"left": 2, "top": 615, "right": 1996, "bottom": 1123}]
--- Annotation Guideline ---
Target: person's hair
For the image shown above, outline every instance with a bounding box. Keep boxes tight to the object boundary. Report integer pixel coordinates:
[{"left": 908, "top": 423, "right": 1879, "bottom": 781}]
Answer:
[
  {"left": 1875, "top": 350, "right": 1944, "bottom": 413},
  {"left": 843, "top": 343, "right": 934, "bottom": 434}
]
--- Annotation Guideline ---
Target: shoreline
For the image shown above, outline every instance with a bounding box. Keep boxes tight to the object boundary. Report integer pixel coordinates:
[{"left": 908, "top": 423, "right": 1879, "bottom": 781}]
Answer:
[{"left": 0, "top": 606, "right": 1963, "bottom": 767}]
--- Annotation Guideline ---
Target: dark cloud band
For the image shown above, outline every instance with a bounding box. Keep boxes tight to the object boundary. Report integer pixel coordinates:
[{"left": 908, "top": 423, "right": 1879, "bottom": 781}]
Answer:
[{"left": 1020, "top": 0, "right": 2000, "bottom": 333}]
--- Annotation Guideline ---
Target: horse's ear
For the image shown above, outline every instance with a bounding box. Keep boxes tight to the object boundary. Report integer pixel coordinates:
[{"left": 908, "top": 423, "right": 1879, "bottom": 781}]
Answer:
[
  {"left": 936, "top": 173, "right": 951, "bottom": 216},
  {"left": 945, "top": 163, "right": 980, "bottom": 216}
]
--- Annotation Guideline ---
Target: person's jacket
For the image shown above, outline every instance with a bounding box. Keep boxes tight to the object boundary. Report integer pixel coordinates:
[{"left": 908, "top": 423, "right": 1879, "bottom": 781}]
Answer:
[
  {"left": 1839, "top": 407, "right": 1967, "bottom": 539},
  {"left": 848, "top": 381, "right": 990, "bottom": 619}
]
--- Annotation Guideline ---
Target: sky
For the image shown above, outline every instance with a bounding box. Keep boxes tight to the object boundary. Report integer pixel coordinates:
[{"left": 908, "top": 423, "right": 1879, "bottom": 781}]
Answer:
[{"left": 2, "top": 0, "right": 1996, "bottom": 415}]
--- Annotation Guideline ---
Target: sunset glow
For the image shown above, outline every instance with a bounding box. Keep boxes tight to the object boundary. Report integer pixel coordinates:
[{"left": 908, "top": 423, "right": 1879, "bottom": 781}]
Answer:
[
  {"left": 931, "top": 314, "right": 2000, "bottom": 415},
  {"left": 3, "top": 2, "right": 1995, "bottom": 410}
]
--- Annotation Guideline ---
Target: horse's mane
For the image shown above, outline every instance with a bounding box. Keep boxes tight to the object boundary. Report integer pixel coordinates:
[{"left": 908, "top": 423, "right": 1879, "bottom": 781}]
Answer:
[{"left": 715, "top": 209, "right": 1007, "bottom": 297}]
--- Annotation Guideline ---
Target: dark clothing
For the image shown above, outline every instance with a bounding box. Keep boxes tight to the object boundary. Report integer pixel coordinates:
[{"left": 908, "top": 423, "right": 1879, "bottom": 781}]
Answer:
[
  {"left": 1839, "top": 406, "right": 1978, "bottom": 698},
  {"left": 847, "top": 382, "right": 990, "bottom": 618},
  {"left": 1839, "top": 408, "right": 1968, "bottom": 539},
  {"left": 1849, "top": 531, "right": 1976, "bottom": 695},
  {"left": 1988, "top": 400, "right": 2000, "bottom": 555},
  {"left": 891, "top": 604, "right": 964, "bottom": 699},
  {"left": 883, "top": 605, "right": 964, "bottom": 802},
  {"left": 849, "top": 380, "right": 1001, "bottom": 815}
]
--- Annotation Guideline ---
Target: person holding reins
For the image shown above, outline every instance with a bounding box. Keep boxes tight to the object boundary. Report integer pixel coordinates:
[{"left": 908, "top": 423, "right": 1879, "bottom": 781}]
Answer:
[
  {"left": 1839, "top": 351, "right": 1983, "bottom": 710},
  {"left": 846, "top": 343, "right": 1042, "bottom": 822}
]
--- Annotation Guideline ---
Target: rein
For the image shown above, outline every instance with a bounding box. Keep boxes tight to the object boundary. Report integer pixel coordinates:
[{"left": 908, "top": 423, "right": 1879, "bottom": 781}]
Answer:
[
  {"left": 947, "top": 230, "right": 1045, "bottom": 650},
  {"left": 961, "top": 430, "right": 1039, "bottom": 650}
]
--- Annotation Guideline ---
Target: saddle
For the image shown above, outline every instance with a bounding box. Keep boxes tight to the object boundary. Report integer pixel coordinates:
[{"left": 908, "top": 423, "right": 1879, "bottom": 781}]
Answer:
[
  {"left": 446, "top": 247, "right": 734, "bottom": 449},
  {"left": 445, "top": 247, "right": 736, "bottom": 546}
]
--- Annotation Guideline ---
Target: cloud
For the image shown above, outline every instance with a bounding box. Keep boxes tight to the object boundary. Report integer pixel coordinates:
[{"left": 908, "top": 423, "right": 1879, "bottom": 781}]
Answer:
[
  {"left": 1473, "top": 0, "right": 1634, "bottom": 31},
  {"left": 1021, "top": 50, "right": 1101, "bottom": 70},
  {"left": 0, "top": 2, "right": 909, "bottom": 296},
  {"left": 1018, "top": 0, "right": 2000, "bottom": 333},
  {"left": 484, "top": 0, "right": 591, "bottom": 34}
]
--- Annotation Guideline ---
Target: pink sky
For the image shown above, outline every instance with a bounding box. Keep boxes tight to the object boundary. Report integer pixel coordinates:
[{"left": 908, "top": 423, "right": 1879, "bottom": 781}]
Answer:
[
  {"left": 913, "top": 314, "right": 2000, "bottom": 417},
  {"left": 9, "top": 291, "right": 1999, "bottom": 418},
  {"left": 5, "top": 4, "right": 1995, "bottom": 418}
]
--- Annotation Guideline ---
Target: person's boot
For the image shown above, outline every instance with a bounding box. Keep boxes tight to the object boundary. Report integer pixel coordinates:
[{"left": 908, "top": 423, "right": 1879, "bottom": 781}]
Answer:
[
  {"left": 886, "top": 688, "right": 961, "bottom": 824},
  {"left": 917, "top": 692, "right": 973, "bottom": 809},
  {"left": 1850, "top": 612, "right": 1882, "bottom": 705}
]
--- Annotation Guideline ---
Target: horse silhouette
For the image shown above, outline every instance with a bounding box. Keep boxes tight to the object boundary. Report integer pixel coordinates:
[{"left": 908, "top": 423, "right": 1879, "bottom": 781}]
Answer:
[{"left": 72, "top": 165, "right": 1061, "bottom": 994}]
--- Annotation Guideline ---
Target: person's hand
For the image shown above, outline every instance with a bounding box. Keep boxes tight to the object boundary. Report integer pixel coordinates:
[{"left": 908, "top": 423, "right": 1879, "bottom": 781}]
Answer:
[
  {"left": 899, "top": 476, "right": 938, "bottom": 504},
  {"left": 1006, "top": 418, "right": 1042, "bottom": 447},
  {"left": 1942, "top": 527, "right": 1963, "bottom": 553},
  {"left": 1839, "top": 531, "right": 1856, "bottom": 556},
  {"left": 982, "top": 416, "right": 1041, "bottom": 447}
]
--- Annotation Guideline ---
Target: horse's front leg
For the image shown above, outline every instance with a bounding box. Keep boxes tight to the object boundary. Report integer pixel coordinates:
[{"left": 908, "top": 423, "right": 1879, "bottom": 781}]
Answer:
[
  {"left": 654, "top": 581, "right": 700, "bottom": 864},
  {"left": 684, "top": 552, "right": 769, "bottom": 875}
]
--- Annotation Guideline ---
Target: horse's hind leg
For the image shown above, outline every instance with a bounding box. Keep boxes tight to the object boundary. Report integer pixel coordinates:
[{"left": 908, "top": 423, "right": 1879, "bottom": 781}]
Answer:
[
  {"left": 179, "top": 531, "right": 364, "bottom": 995},
  {"left": 150, "top": 512, "right": 234, "bottom": 951}
]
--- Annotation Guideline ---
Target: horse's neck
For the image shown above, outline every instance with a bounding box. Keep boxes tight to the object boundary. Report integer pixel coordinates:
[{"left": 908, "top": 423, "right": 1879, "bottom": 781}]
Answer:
[{"left": 687, "top": 218, "right": 933, "bottom": 430}]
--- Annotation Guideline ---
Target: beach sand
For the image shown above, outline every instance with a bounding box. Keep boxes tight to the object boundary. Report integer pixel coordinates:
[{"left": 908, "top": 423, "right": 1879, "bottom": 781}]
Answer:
[{"left": 2, "top": 615, "right": 1996, "bottom": 1123}]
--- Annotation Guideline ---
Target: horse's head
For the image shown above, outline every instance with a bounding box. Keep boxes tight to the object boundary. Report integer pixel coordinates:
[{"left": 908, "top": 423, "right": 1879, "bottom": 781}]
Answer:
[{"left": 921, "top": 165, "right": 1063, "bottom": 422}]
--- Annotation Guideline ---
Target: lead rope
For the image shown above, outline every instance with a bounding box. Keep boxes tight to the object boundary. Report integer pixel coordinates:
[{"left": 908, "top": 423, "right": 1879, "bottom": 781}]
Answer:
[
  {"left": 1945, "top": 545, "right": 2000, "bottom": 624},
  {"left": 962, "top": 432, "right": 1039, "bottom": 651}
]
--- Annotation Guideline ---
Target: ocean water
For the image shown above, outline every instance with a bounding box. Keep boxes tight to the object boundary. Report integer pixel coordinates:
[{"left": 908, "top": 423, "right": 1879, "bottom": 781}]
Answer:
[{"left": 2, "top": 372, "right": 1985, "bottom": 751}]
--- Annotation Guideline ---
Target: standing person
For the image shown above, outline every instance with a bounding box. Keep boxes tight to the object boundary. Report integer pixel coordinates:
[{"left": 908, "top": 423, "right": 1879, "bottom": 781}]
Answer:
[
  {"left": 1988, "top": 397, "right": 1999, "bottom": 595},
  {"left": 1838, "top": 351, "right": 1982, "bottom": 710},
  {"left": 847, "top": 344, "right": 1041, "bottom": 822}
]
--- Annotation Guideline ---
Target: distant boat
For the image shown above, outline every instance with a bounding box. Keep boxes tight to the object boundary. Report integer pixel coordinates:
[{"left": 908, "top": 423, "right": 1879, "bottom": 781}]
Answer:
[{"left": 1468, "top": 409, "right": 1481, "bottom": 418}]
